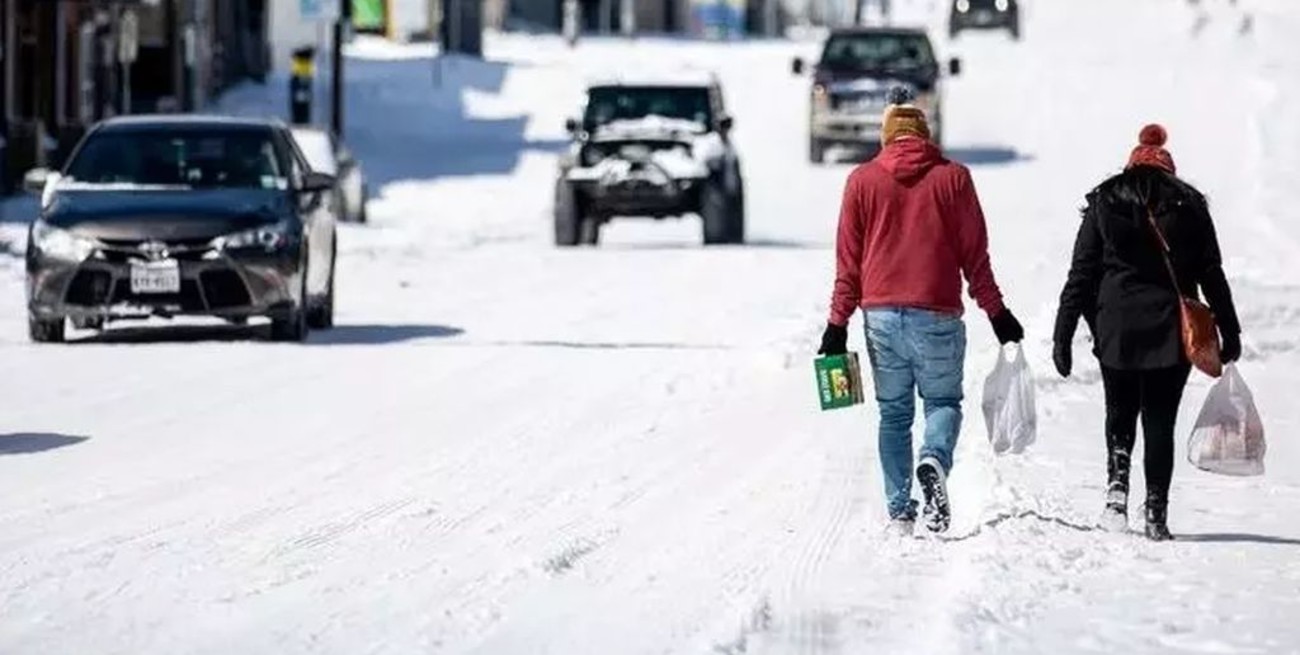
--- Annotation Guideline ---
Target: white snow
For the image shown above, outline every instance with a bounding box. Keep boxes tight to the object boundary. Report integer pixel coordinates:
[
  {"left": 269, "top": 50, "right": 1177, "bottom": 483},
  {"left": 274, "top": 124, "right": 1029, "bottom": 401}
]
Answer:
[
  {"left": 290, "top": 127, "right": 341, "bottom": 176},
  {"left": 2, "top": 1, "right": 1300, "bottom": 653}
]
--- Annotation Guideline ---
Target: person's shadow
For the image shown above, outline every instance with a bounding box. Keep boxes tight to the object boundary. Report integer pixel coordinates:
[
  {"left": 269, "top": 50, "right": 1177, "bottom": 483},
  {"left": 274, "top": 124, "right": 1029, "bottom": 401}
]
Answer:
[
  {"left": 0, "top": 433, "right": 89, "bottom": 455},
  {"left": 1177, "top": 533, "right": 1300, "bottom": 546}
]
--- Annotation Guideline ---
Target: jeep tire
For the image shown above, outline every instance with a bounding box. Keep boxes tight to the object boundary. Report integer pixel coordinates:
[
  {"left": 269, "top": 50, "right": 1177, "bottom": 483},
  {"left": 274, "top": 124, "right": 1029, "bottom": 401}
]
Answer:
[
  {"left": 702, "top": 178, "right": 744, "bottom": 245},
  {"left": 579, "top": 215, "right": 601, "bottom": 246},
  {"left": 554, "top": 179, "right": 582, "bottom": 247}
]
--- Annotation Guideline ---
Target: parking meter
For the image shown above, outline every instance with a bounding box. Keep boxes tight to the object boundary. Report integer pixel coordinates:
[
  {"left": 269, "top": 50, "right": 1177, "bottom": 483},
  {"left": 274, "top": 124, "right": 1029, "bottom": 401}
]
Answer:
[{"left": 289, "top": 46, "right": 316, "bottom": 125}]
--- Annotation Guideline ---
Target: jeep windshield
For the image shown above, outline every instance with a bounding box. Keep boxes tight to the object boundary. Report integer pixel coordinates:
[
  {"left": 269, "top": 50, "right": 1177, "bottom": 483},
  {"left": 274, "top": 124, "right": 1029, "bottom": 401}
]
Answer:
[
  {"left": 819, "top": 33, "right": 937, "bottom": 72},
  {"left": 64, "top": 129, "right": 288, "bottom": 190},
  {"left": 583, "top": 86, "right": 713, "bottom": 132}
]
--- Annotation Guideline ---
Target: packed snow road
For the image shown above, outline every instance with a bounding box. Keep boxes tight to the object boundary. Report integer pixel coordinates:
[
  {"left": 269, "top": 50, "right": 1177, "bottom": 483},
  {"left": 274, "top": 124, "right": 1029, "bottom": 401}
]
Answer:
[{"left": 3, "top": 1, "right": 1300, "bottom": 653}]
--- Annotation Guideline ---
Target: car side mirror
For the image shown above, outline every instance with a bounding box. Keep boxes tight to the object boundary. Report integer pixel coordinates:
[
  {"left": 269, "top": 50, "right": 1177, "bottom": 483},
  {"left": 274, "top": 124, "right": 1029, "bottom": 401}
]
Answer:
[
  {"left": 949, "top": 57, "right": 963, "bottom": 76},
  {"left": 565, "top": 117, "right": 579, "bottom": 134},
  {"left": 23, "top": 168, "right": 52, "bottom": 195},
  {"left": 718, "top": 115, "right": 734, "bottom": 133},
  {"left": 791, "top": 57, "right": 805, "bottom": 76},
  {"left": 299, "top": 171, "right": 336, "bottom": 193}
]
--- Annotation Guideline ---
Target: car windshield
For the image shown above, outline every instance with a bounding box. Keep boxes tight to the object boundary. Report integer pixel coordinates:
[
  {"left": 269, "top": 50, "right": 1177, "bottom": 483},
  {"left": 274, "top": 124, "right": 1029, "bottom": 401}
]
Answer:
[
  {"left": 584, "top": 86, "right": 712, "bottom": 129},
  {"left": 820, "top": 33, "right": 936, "bottom": 71},
  {"left": 64, "top": 129, "right": 287, "bottom": 190}
]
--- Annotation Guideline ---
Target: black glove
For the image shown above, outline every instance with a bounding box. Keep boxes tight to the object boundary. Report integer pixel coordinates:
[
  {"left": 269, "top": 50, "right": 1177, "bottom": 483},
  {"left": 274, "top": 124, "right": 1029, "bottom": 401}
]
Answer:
[
  {"left": 818, "top": 323, "right": 848, "bottom": 356},
  {"left": 1053, "top": 341, "right": 1073, "bottom": 378},
  {"left": 1221, "top": 331, "right": 1242, "bottom": 364},
  {"left": 990, "top": 309, "right": 1025, "bottom": 345}
]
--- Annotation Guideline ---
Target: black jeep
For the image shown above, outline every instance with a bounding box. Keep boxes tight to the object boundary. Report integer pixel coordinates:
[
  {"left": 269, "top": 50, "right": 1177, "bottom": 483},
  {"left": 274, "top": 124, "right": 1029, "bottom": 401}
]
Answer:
[{"left": 554, "top": 76, "right": 745, "bottom": 246}]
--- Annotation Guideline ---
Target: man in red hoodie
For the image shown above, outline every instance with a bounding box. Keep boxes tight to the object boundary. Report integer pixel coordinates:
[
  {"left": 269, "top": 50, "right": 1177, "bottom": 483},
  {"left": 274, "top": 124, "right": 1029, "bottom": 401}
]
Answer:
[{"left": 818, "top": 89, "right": 1023, "bottom": 535}]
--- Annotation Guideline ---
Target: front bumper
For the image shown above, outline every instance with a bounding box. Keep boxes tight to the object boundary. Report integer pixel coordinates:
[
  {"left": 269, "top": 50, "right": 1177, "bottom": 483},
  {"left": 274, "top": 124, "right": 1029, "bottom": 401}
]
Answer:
[
  {"left": 951, "top": 8, "right": 1017, "bottom": 30},
  {"left": 568, "top": 159, "right": 707, "bottom": 218},
  {"left": 812, "top": 108, "right": 942, "bottom": 148},
  {"left": 27, "top": 244, "right": 303, "bottom": 322},
  {"left": 811, "top": 113, "right": 884, "bottom": 145},
  {"left": 575, "top": 178, "right": 702, "bottom": 217}
]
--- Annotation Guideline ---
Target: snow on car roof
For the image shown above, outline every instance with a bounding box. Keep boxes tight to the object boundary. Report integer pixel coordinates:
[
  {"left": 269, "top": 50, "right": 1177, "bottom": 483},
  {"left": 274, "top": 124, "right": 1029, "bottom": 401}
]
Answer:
[
  {"left": 586, "top": 70, "right": 718, "bottom": 89},
  {"left": 98, "top": 114, "right": 286, "bottom": 131}
]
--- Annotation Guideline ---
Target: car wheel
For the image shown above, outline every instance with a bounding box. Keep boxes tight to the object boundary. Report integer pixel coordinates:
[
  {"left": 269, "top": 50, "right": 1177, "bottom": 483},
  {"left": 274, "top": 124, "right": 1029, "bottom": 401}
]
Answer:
[
  {"left": 358, "top": 183, "right": 370, "bottom": 224},
  {"left": 809, "top": 138, "right": 826, "bottom": 165},
  {"left": 29, "top": 315, "right": 66, "bottom": 343},
  {"left": 727, "top": 170, "right": 746, "bottom": 244},
  {"left": 702, "top": 180, "right": 741, "bottom": 245},
  {"left": 1010, "top": 22, "right": 1021, "bottom": 40},
  {"left": 578, "top": 216, "right": 601, "bottom": 246},
  {"left": 271, "top": 272, "right": 309, "bottom": 343},
  {"left": 725, "top": 197, "right": 746, "bottom": 244},
  {"left": 307, "top": 240, "right": 336, "bottom": 330},
  {"left": 554, "top": 179, "right": 583, "bottom": 247}
]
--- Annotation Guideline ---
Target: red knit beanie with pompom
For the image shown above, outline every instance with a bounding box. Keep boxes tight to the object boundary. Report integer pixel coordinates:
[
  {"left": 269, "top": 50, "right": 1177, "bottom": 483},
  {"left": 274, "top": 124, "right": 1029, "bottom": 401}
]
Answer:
[{"left": 1126, "top": 124, "right": 1176, "bottom": 174}]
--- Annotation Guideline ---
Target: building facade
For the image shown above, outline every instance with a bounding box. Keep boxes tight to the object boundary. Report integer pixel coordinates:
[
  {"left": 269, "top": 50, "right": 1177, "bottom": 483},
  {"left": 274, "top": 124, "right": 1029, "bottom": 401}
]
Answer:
[{"left": 0, "top": 0, "right": 270, "bottom": 192}]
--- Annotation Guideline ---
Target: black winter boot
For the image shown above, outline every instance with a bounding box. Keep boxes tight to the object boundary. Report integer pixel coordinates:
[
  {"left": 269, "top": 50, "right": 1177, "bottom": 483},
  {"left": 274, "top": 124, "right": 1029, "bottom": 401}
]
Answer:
[
  {"left": 1099, "top": 446, "right": 1132, "bottom": 532},
  {"left": 1144, "top": 501, "right": 1174, "bottom": 542}
]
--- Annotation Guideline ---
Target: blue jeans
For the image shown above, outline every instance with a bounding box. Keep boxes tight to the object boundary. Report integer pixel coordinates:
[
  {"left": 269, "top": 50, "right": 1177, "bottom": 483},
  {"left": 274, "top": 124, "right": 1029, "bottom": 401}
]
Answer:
[{"left": 864, "top": 308, "right": 967, "bottom": 520}]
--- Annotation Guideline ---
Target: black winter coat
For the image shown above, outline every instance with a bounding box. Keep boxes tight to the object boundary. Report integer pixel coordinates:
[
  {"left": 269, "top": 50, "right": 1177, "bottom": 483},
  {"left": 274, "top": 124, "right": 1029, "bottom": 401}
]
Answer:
[{"left": 1054, "top": 167, "right": 1240, "bottom": 371}]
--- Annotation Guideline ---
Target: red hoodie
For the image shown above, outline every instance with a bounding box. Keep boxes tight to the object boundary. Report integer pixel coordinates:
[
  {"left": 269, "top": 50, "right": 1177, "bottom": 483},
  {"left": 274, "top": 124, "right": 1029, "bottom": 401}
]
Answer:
[{"left": 829, "top": 138, "right": 1005, "bottom": 327}]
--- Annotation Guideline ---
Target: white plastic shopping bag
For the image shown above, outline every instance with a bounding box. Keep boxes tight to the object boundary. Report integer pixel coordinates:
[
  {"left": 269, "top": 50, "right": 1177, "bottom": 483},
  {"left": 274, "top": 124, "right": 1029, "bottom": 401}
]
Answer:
[
  {"left": 1188, "top": 364, "right": 1266, "bottom": 476},
  {"left": 982, "top": 344, "right": 1037, "bottom": 455}
]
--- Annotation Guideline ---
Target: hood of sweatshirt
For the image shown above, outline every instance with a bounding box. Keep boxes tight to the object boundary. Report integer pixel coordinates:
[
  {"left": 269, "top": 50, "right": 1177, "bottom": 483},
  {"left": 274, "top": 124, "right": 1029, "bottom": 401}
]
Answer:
[{"left": 875, "top": 137, "right": 943, "bottom": 183}]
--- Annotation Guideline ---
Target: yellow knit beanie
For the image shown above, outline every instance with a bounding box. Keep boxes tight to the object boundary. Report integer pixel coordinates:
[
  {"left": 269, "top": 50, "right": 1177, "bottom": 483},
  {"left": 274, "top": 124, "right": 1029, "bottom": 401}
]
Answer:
[{"left": 880, "top": 87, "right": 931, "bottom": 146}]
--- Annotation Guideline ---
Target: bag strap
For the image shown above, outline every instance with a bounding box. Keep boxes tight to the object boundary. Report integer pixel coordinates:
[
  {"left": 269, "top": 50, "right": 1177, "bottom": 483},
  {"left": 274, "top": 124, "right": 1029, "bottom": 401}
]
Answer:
[{"left": 1145, "top": 208, "right": 1185, "bottom": 297}]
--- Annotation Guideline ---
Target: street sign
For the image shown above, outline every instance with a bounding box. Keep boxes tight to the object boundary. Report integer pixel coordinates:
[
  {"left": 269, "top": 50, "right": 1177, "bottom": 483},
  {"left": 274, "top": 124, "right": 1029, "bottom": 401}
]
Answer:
[
  {"left": 301, "top": 0, "right": 341, "bottom": 22},
  {"left": 119, "top": 10, "right": 139, "bottom": 64}
]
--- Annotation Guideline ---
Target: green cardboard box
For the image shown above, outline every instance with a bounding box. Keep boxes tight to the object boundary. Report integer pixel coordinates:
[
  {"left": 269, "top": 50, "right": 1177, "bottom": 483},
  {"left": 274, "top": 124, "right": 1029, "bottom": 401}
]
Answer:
[{"left": 815, "top": 352, "right": 865, "bottom": 411}]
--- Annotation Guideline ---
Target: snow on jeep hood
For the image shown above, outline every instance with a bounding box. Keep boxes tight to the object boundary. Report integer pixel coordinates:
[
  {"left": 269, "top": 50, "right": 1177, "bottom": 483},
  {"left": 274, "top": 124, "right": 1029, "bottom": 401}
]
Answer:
[
  {"left": 592, "top": 115, "right": 708, "bottom": 141},
  {"left": 567, "top": 143, "right": 709, "bottom": 184}
]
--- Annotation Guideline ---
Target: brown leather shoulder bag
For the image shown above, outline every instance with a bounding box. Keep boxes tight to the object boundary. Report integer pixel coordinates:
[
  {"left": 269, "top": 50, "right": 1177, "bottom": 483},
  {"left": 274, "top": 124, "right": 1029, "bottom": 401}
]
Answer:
[{"left": 1146, "top": 209, "right": 1223, "bottom": 378}]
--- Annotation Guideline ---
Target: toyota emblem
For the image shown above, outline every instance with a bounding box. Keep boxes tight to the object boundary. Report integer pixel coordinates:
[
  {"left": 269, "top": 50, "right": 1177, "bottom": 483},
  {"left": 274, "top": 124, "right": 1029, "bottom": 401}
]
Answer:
[{"left": 139, "top": 240, "right": 170, "bottom": 260}]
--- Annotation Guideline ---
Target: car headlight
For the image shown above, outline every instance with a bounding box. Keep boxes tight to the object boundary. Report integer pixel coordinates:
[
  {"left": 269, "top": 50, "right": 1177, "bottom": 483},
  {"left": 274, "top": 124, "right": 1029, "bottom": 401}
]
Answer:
[
  {"left": 212, "top": 222, "right": 293, "bottom": 252},
  {"left": 581, "top": 145, "right": 607, "bottom": 167},
  {"left": 956, "top": 0, "right": 970, "bottom": 13},
  {"left": 995, "top": 0, "right": 1009, "bottom": 11},
  {"left": 812, "top": 84, "right": 830, "bottom": 112},
  {"left": 31, "top": 221, "right": 98, "bottom": 261}
]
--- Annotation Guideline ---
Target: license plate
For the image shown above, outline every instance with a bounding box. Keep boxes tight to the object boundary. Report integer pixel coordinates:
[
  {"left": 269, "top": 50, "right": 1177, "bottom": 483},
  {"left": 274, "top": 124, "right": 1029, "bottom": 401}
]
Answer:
[
  {"left": 976, "top": 9, "right": 994, "bottom": 22},
  {"left": 849, "top": 99, "right": 881, "bottom": 113},
  {"left": 130, "top": 259, "right": 181, "bottom": 294},
  {"left": 839, "top": 96, "right": 882, "bottom": 114}
]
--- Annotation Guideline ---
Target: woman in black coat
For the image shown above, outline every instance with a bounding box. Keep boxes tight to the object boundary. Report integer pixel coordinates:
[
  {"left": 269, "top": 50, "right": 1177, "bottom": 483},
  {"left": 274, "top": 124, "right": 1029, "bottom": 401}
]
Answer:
[{"left": 1053, "top": 125, "right": 1241, "bottom": 541}]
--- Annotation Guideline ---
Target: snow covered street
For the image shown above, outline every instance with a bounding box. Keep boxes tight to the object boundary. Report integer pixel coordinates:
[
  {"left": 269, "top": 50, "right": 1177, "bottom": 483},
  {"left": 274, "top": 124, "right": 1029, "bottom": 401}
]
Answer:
[{"left": 2, "top": 0, "right": 1299, "bottom": 653}]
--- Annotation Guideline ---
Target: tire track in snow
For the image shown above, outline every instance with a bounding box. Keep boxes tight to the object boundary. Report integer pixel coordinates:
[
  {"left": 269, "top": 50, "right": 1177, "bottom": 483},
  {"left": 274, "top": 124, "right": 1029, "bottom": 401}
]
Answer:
[{"left": 764, "top": 445, "right": 862, "bottom": 655}]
